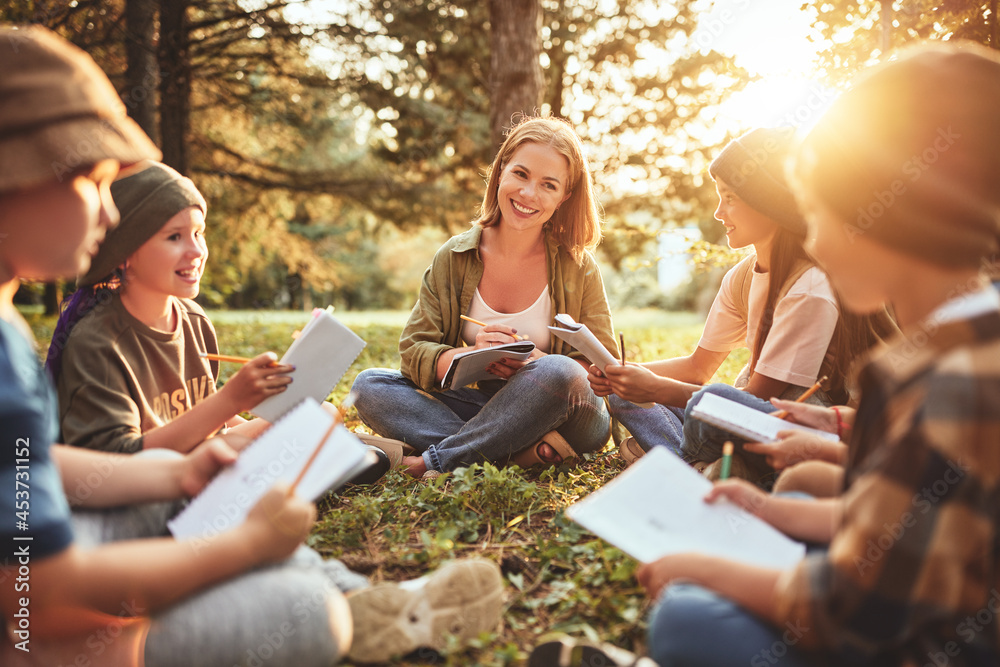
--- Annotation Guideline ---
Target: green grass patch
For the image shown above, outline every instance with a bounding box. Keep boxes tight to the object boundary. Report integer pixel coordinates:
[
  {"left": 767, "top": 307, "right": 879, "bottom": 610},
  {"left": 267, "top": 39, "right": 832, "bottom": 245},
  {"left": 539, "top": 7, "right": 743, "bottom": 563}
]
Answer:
[{"left": 25, "top": 306, "right": 745, "bottom": 666}]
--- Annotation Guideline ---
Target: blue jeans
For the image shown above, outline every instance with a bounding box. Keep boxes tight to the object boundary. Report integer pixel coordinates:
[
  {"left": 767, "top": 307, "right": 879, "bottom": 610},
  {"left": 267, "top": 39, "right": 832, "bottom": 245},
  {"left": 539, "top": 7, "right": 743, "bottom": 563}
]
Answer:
[
  {"left": 607, "top": 393, "right": 686, "bottom": 456},
  {"left": 351, "top": 354, "right": 610, "bottom": 472},
  {"left": 648, "top": 583, "right": 838, "bottom": 666}
]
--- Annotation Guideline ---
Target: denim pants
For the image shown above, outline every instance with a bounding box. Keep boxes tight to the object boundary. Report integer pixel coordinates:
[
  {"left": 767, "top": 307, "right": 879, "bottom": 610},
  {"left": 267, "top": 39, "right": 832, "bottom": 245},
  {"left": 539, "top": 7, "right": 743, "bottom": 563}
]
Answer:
[
  {"left": 648, "top": 583, "right": 833, "bottom": 666},
  {"left": 351, "top": 354, "right": 610, "bottom": 472},
  {"left": 607, "top": 393, "right": 686, "bottom": 456}
]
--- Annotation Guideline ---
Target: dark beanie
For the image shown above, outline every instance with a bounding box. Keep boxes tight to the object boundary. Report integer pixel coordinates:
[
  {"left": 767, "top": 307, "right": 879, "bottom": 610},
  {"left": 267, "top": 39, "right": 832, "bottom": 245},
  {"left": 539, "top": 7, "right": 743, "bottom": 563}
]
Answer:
[
  {"left": 80, "top": 160, "right": 206, "bottom": 285},
  {"left": 709, "top": 127, "right": 805, "bottom": 235}
]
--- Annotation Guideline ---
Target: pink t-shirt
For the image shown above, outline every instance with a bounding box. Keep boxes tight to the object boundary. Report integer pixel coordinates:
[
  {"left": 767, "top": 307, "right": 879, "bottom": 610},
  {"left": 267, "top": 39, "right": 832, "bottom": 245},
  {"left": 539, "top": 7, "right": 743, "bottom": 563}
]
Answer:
[{"left": 698, "top": 262, "right": 838, "bottom": 387}]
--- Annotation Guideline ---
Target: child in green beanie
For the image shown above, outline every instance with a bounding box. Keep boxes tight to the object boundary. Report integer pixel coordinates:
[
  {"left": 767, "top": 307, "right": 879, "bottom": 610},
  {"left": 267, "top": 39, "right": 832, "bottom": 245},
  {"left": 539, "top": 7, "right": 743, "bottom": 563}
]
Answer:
[{"left": 46, "top": 160, "right": 296, "bottom": 454}]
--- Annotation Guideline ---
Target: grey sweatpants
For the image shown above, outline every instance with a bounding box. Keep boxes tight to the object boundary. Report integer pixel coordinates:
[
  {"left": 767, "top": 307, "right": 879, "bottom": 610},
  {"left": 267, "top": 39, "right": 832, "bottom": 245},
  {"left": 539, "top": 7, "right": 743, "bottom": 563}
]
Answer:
[{"left": 71, "top": 500, "right": 368, "bottom": 667}]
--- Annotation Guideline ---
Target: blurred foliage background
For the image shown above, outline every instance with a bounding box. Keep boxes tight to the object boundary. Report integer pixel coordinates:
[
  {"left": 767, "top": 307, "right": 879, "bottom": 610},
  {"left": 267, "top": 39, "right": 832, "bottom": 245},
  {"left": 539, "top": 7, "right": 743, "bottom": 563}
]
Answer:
[{"left": 5, "top": 0, "right": 997, "bottom": 315}]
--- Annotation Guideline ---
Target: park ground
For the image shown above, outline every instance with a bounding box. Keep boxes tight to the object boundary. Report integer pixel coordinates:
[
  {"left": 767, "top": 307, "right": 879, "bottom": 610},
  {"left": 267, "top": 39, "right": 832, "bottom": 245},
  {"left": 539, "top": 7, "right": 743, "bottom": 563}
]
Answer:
[{"left": 26, "top": 307, "right": 745, "bottom": 666}]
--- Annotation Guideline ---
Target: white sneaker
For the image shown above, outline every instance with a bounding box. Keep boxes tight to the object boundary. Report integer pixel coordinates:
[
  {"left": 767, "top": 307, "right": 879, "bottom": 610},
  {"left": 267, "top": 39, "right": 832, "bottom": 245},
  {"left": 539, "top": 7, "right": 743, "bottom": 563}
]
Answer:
[{"left": 347, "top": 558, "right": 504, "bottom": 663}]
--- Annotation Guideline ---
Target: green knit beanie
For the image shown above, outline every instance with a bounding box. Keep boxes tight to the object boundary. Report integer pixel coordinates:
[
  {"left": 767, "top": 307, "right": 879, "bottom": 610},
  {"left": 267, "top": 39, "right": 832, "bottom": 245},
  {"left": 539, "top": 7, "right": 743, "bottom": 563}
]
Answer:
[
  {"left": 80, "top": 160, "right": 206, "bottom": 286},
  {"left": 709, "top": 127, "right": 806, "bottom": 235}
]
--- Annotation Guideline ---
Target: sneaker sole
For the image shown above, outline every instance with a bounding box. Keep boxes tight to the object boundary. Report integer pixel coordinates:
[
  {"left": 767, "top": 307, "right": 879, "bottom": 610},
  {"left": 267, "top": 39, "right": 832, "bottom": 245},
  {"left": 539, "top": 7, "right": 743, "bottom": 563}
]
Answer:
[
  {"left": 529, "top": 637, "right": 657, "bottom": 667},
  {"left": 347, "top": 558, "right": 504, "bottom": 663}
]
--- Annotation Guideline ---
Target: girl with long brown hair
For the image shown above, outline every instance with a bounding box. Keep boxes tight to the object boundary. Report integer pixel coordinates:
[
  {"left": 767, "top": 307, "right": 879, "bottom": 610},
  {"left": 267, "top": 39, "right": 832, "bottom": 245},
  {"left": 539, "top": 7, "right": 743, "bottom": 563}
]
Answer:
[{"left": 590, "top": 127, "right": 896, "bottom": 482}]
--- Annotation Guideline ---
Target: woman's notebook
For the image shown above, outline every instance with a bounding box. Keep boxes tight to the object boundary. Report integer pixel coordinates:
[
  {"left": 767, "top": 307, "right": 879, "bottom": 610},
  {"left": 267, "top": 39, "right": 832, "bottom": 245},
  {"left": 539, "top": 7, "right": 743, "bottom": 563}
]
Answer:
[
  {"left": 689, "top": 392, "right": 841, "bottom": 444},
  {"left": 441, "top": 341, "right": 536, "bottom": 389},
  {"left": 168, "top": 398, "right": 371, "bottom": 540},
  {"left": 251, "top": 308, "right": 366, "bottom": 422}
]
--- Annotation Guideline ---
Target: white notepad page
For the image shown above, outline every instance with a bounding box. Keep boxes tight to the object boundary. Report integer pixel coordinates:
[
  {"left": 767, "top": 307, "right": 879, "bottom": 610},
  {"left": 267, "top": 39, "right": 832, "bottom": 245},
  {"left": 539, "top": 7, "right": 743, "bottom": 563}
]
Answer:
[
  {"left": 566, "top": 447, "right": 806, "bottom": 567},
  {"left": 168, "top": 398, "right": 370, "bottom": 540},
  {"left": 252, "top": 309, "right": 366, "bottom": 422},
  {"left": 547, "top": 313, "right": 620, "bottom": 372}
]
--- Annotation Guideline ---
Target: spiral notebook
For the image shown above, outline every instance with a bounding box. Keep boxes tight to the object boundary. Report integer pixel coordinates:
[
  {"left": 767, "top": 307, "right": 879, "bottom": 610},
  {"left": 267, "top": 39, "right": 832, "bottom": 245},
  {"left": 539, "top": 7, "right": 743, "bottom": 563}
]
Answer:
[
  {"left": 168, "top": 398, "right": 372, "bottom": 540},
  {"left": 441, "top": 341, "right": 536, "bottom": 388},
  {"left": 251, "top": 308, "right": 366, "bottom": 422},
  {"left": 548, "top": 314, "right": 653, "bottom": 408}
]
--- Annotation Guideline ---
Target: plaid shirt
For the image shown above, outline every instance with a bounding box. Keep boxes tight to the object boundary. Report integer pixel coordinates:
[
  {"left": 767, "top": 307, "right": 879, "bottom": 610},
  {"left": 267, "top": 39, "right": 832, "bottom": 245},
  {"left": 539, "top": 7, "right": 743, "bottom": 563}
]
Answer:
[{"left": 773, "top": 304, "right": 1000, "bottom": 666}]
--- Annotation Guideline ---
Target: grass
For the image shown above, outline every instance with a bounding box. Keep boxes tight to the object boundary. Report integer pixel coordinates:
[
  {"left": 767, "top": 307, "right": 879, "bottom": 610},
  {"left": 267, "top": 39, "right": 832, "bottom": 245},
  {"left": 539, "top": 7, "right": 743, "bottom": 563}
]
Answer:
[{"left": 24, "top": 306, "right": 744, "bottom": 666}]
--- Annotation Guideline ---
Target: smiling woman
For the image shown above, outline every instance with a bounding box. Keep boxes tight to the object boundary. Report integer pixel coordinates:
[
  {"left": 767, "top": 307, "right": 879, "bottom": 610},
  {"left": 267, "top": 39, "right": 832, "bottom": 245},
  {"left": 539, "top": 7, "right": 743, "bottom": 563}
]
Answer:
[{"left": 351, "top": 115, "right": 620, "bottom": 478}]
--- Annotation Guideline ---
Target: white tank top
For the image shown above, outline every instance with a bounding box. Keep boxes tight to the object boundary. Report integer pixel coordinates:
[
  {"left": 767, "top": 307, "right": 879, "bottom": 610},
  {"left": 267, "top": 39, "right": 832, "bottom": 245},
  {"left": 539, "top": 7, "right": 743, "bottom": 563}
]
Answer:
[{"left": 461, "top": 286, "right": 553, "bottom": 352}]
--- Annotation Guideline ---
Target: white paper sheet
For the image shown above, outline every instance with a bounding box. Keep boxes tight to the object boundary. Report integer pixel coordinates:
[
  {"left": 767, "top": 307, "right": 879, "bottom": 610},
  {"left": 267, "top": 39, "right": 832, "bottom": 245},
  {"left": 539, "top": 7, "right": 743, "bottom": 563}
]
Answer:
[
  {"left": 168, "top": 398, "right": 371, "bottom": 540},
  {"left": 566, "top": 447, "right": 806, "bottom": 568},
  {"left": 252, "top": 309, "right": 366, "bottom": 422}
]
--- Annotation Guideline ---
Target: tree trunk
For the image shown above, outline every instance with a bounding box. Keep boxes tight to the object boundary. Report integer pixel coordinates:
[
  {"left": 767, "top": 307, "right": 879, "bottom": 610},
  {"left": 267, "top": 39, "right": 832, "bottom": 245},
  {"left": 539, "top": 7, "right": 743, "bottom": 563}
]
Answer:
[
  {"left": 124, "top": 0, "right": 159, "bottom": 142},
  {"left": 879, "top": 0, "right": 893, "bottom": 55},
  {"left": 488, "top": 0, "right": 544, "bottom": 151},
  {"left": 990, "top": 0, "right": 998, "bottom": 50},
  {"left": 43, "top": 282, "right": 62, "bottom": 316},
  {"left": 159, "top": 0, "right": 190, "bottom": 173},
  {"left": 544, "top": 0, "right": 565, "bottom": 115}
]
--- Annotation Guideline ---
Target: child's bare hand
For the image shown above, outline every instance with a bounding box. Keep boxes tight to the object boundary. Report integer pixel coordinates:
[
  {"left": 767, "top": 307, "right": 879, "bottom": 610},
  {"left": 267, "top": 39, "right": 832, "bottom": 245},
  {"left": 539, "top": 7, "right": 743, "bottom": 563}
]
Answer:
[
  {"left": 587, "top": 364, "right": 613, "bottom": 396},
  {"left": 243, "top": 483, "right": 316, "bottom": 563},
  {"left": 704, "top": 479, "right": 769, "bottom": 517},
  {"left": 220, "top": 352, "right": 294, "bottom": 412},
  {"left": 768, "top": 399, "right": 844, "bottom": 432},
  {"left": 745, "top": 431, "right": 832, "bottom": 470},
  {"left": 177, "top": 435, "right": 241, "bottom": 497},
  {"left": 602, "top": 363, "right": 662, "bottom": 404}
]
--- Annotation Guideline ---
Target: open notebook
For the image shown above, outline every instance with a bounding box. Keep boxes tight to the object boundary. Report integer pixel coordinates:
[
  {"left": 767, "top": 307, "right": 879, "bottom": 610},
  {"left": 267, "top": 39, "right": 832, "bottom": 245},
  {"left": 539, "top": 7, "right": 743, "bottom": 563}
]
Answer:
[
  {"left": 547, "top": 313, "right": 619, "bottom": 371},
  {"left": 689, "top": 392, "right": 841, "bottom": 444},
  {"left": 566, "top": 447, "right": 805, "bottom": 567},
  {"left": 440, "top": 341, "right": 536, "bottom": 389},
  {"left": 168, "top": 398, "right": 372, "bottom": 540},
  {"left": 548, "top": 314, "right": 653, "bottom": 408},
  {"left": 252, "top": 308, "right": 366, "bottom": 422}
]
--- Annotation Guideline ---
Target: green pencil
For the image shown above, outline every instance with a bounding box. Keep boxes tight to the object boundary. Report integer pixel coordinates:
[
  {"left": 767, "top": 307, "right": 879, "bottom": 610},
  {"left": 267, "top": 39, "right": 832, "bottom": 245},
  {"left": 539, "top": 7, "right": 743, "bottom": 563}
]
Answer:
[{"left": 719, "top": 441, "right": 733, "bottom": 481}]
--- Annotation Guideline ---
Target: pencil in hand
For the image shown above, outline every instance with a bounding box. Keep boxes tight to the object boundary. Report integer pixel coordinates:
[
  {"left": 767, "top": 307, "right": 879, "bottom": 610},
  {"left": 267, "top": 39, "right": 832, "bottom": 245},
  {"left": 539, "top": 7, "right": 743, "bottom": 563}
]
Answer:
[
  {"left": 199, "top": 352, "right": 253, "bottom": 364},
  {"left": 618, "top": 331, "right": 626, "bottom": 365},
  {"left": 772, "top": 375, "right": 828, "bottom": 420},
  {"left": 288, "top": 393, "right": 356, "bottom": 498},
  {"left": 460, "top": 314, "right": 525, "bottom": 341}
]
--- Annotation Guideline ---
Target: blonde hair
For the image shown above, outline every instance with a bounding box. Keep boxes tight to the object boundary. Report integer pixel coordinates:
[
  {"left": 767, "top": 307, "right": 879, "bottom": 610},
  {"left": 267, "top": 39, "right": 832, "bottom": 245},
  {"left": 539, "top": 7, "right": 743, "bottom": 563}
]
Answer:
[{"left": 474, "top": 116, "right": 602, "bottom": 264}]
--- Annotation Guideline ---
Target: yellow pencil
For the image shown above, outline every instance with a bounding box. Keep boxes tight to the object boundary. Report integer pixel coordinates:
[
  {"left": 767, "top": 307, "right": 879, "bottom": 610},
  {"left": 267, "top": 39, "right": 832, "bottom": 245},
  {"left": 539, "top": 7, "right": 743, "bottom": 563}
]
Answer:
[
  {"left": 199, "top": 352, "right": 252, "bottom": 364},
  {"left": 288, "top": 418, "right": 338, "bottom": 498},
  {"left": 288, "top": 393, "right": 354, "bottom": 497},
  {"left": 771, "top": 375, "right": 828, "bottom": 420},
  {"left": 460, "top": 314, "right": 523, "bottom": 341}
]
